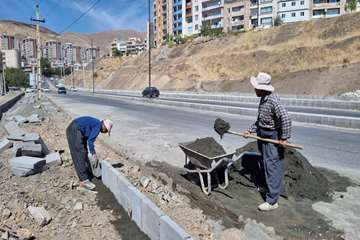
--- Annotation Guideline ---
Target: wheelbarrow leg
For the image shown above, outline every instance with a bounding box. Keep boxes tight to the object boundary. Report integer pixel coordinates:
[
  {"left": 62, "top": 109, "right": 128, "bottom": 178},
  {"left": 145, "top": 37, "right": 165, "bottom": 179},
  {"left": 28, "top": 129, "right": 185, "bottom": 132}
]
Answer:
[
  {"left": 197, "top": 169, "right": 211, "bottom": 195},
  {"left": 214, "top": 169, "right": 229, "bottom": 190}
]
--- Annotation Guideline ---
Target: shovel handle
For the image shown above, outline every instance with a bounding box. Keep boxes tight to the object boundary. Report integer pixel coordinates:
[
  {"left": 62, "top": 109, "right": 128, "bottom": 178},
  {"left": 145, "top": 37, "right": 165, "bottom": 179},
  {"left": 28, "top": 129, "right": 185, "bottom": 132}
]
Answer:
[{"left": 227, "top": 130, "right": 304, "bottom": 150}]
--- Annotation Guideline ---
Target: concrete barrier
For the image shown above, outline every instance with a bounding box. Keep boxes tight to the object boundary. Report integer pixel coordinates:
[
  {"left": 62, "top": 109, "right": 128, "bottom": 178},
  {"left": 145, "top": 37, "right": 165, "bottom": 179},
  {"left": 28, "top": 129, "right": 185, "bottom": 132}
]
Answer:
[
  {"left": 101, "top": 160, "right": 193, "bottom": 240},
  {"left": 77, "top": 88, "right": 360, "bottom": 111},
  {"left": 94, "top": 94, "right": 360, "bottom": 129},
  {"left": 0, "top": 92, "right": 25, "bottom": 118}
]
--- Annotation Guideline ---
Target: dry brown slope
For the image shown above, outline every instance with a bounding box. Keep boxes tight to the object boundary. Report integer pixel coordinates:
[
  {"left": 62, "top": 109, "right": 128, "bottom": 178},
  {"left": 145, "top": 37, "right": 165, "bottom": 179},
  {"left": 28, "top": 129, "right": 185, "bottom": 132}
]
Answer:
[{"left": 93, "top": 12, "right": 360, "bottom": 96}]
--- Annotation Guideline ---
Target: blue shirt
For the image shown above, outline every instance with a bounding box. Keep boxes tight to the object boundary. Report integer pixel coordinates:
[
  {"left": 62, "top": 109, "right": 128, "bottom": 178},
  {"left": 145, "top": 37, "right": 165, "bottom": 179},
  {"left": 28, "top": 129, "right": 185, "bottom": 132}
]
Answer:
[{"left": 75, "top": 116, "right": 101, "bottom": 155}]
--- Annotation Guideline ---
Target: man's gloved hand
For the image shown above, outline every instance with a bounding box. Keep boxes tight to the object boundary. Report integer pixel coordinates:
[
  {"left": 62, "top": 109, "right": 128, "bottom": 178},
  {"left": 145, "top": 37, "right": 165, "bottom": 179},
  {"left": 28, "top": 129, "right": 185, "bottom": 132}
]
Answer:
[{"left": 92, "top": 154, "right": 99, "bottom": 168}]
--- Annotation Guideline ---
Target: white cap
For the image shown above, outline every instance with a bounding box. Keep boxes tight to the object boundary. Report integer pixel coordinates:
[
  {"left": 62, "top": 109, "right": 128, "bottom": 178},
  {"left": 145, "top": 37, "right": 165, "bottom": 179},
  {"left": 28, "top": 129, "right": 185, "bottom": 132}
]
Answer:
[
  {"left": 103, "top": 119, "right": 113, "bottom": 136},
  {"left": 250, "top": 72, "right": 274, "bottom": 92}
]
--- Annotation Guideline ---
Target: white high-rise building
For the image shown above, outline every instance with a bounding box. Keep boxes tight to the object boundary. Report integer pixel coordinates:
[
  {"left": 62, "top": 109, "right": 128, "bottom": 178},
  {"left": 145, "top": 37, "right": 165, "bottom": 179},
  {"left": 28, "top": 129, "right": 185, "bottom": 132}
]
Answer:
[
  {"left": 2, "top": 49, "right": 21, "bottom": 69},
  {"left": 278, "top": 0, "right": 311, "bottom": 23}
]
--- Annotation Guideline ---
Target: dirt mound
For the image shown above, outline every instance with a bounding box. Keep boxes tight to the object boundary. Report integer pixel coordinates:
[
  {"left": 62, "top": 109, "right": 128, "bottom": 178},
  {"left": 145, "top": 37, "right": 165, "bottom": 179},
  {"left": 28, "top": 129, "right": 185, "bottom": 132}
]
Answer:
[
  {"left": 237, "top": 142, "right": 332, "bottom": 201},
  {"left": 186, "top": 137, "right": 226, "bottom": 158}
]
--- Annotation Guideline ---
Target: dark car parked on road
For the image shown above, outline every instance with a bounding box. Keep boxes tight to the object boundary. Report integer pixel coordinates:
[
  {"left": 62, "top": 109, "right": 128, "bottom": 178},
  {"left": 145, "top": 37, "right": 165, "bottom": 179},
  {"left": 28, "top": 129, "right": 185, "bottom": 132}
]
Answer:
[
  {"left": 58, "top": 87, "right": 67, "bottom": 94},
  {"left": 142, "top": 87, "right": 160, "bottom": 98}
]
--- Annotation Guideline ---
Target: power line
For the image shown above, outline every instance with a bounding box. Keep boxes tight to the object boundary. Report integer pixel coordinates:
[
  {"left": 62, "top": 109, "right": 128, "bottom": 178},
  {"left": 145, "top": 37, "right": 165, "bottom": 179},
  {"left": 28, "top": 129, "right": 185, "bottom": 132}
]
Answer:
[{"left": 59, "top": 0, "right": 101, "bottom": 34}]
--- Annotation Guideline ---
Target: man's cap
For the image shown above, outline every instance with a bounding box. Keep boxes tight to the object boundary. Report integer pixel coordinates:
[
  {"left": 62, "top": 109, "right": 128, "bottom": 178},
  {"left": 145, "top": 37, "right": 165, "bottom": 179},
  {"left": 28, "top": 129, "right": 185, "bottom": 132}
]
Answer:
[
  {"left": 103, "top": 119, "right": 113, "bottom": 136},
  {"left": 250, "top": 72, "right": 274, "bottom": 92}
]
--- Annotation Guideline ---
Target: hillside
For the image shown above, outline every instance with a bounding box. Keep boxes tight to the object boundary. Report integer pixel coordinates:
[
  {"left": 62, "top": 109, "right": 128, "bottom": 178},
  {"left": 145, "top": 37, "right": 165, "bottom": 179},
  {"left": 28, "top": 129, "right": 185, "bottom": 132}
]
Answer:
[
  {"left": 0, "top": 20, "right": 145, "bottom": 53},
  {"left": 67, "top": 12, "right": 360, "bottom": 96}
]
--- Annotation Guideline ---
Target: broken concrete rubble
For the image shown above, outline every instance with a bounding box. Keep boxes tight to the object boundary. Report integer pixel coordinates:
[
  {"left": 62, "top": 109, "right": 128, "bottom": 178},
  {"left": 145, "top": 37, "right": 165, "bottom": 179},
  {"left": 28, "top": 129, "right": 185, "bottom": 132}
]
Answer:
[
  {"left": 27, "top": 206, "right": 52, "bottom": 227},
  {"left": 10, "top": 114, "right": 41, "bottom": 124},
  {"left": 16, "top": 142, "right": 43, "bottom": 157},
  {"left": 45, "top": 152, "right": 62, "bottom": 166},
  {"left": 0, "top": 139, "right": 12, "bottom": 153}
]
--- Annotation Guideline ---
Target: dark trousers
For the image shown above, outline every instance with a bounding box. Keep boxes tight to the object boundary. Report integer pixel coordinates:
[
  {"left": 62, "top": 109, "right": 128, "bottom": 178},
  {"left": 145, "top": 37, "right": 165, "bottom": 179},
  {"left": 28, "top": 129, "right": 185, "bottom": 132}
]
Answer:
[
  {"left": 66, "top": 121, "right": 93, "bottom": 181},
  {"left": 257, "top": 128, "right": 284, "bottom": 205}
]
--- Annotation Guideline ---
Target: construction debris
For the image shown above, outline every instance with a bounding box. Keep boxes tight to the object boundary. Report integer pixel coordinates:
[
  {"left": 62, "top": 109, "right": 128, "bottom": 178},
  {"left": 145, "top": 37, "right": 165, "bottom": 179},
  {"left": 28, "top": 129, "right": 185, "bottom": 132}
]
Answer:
[
  {"left": 0, "top": 139, "right": 12, "bottom": 153},
  {"left": 10, "top": 114, "right": 42, "bottom": 124},
  {"left": 45, "top": 152, "right": 62, "bottom": 166},
  {"left": 9, "top": 156, "right": 46, "bottom": 177},
  {"left": 0, "top": 225, "right": 34, "bottom": 240},
  {"left": 27, "top": 206, "right": 52, "bottom": 227}
]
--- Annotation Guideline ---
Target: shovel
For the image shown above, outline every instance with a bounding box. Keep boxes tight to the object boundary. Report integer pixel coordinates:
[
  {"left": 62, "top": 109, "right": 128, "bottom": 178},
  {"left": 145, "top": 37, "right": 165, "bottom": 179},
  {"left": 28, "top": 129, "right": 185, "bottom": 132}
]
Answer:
[{"left": 214, "top": 118, "right": 304, "bottom": 150}]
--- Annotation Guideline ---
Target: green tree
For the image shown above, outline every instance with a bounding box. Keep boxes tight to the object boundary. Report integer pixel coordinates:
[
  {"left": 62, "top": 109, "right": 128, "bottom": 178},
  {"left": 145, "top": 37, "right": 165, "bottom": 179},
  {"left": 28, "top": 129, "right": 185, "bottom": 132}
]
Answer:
[
  {"left": 112, "top": 48, "right": 123, "bottom": 57},
  {"left": 274, "top": 16, "right": 283, "bottom": 26},
  {"left": 346, "top": 0, "right": 358, "bottom": 12},
  {"left": 200, "top": 21, "right": 223, "bottom": 37},
  {"left": 40, "top": 57, "right": 52, "bottom": 77},
  {"left": 4, "top": 68, "right": 29, "bottom": 87}
]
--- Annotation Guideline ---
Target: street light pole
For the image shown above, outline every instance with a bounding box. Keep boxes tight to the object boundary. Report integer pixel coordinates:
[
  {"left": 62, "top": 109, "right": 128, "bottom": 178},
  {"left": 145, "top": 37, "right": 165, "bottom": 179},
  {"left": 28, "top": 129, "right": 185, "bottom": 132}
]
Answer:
[
  {"left": 91, "top": 40, "right": 95, "bottom": 94},
  {"left": 147, "top": 0, "right": 151, "bottom": 88}
]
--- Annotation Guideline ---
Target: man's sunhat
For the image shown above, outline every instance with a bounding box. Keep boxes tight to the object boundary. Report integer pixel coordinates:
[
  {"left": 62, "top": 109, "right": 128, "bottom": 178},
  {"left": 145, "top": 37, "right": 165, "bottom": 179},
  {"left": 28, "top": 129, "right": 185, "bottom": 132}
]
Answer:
[
  {"left": 103, "top": 119, "right": 113, "bottom": 136},
  {"left": 250, "top": 72, "right": 274, "bottom": 92}
]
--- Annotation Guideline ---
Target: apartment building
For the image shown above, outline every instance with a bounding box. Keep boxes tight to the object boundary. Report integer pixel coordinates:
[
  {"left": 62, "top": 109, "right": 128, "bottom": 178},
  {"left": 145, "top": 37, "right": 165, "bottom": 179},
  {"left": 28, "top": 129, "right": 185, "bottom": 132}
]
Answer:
[
  {"left": 72, "top": 46, "right": 82, "bottom": 64},
  {"left": 224, "top": 0, "right": 251, "bottom": 32},
  {"left": 277, "top": 0, "right": 311, "bottom": 22},
  {"left": 2, "top": 49, "right": 21, "bottom": 69},
  {"left": 251, "top": 0, "right": 278, "bottom": 28},
  {"left": 21, "top": 38, "right": 37, "bottom": 66},
  {"left": 62, "top": 43, "right": 74, "bottom": 65},
  {"left": 0, "top": 34, "right": 15, "bottom": 50},
  {"left": 43, "top": 41, "right": 62, "bottom": 66},
  {"left": 312, "top": 0, "right": 346, "bottom": 18},
  {"left": 202, "top": 0, "right": 225, "bottom": 29},
  {"left": 153, "top": 0, "right": 173, "bottom": 46},
  {"left": 192, "top": 0, "right": 203, "bottom": 34},
  {"left": 84, "top": 47, "right": 100, "bottom": 63}
]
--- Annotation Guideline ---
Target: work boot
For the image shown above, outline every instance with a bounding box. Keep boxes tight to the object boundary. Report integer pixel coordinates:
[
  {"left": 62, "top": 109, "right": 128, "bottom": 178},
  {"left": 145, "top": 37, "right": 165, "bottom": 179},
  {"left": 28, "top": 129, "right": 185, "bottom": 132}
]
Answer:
[
  {"left": 258, "top": 202, "right": 278, "bottom": 211},
  {"left": 79, "top": 180, "right": 96, "bottom": 191}
]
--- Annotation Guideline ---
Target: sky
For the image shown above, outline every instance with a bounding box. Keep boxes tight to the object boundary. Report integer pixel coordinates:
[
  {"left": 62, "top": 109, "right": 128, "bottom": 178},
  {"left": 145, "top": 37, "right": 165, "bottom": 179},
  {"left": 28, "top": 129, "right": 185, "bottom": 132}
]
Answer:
[{"left": 0, "top": 0, "right": 150, "bottom": 34}]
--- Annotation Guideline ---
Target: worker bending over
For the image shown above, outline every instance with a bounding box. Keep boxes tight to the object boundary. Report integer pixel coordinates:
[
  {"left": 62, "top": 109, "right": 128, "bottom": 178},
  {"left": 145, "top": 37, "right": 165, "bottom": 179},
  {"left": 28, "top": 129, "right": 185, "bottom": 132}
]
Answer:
[
  {"left": 66, "top": 116, "right": 113, "bottom": 191},
  {"left": 244, "top": 72, "right": 292, "bottom": 211}
]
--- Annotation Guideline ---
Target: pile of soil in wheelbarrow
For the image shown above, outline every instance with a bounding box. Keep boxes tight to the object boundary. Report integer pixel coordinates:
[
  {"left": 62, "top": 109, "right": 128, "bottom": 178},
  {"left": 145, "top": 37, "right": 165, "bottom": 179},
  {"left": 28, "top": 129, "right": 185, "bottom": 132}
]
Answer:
[
  {"left": 237, "top": 141, "right": 332, "bottom": 202},
  {"left": 186, "top": 137, "right": 226, "bottom": 158}
]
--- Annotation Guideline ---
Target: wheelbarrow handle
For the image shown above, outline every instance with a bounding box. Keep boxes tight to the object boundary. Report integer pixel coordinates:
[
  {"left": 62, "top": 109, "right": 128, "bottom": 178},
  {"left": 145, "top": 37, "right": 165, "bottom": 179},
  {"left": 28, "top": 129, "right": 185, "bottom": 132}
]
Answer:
[{"left": 227, "top": 130, "right": 304, "bottom": 150}]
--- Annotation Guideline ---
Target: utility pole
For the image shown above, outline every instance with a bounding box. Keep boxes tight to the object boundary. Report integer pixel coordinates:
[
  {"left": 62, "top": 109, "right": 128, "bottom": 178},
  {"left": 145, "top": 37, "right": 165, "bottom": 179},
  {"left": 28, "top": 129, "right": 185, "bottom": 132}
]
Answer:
[
  {"left": 72, "top": 65, "right": 75, "bottom": 89},
  {"left": 147, "top": 0, "right": 151, "bottom": 88},
  {"left": 31, "top": 3, "right": 45, "bottom": 100},
  {"left": 82, "top": 63, "right": 85, "bottom": 88},
  {"left": 1, "top": 65, "right": 5, "bottom": 95},
  {"left": 91, "top": 40, "right": 95, "bottom": 94}
]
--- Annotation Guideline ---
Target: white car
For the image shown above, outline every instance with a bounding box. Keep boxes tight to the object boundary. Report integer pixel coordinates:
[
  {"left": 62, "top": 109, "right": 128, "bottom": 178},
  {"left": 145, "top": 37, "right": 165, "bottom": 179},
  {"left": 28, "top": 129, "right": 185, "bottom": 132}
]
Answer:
[{"left": 69, "top": 87, "right": 78, "bottom": 92}]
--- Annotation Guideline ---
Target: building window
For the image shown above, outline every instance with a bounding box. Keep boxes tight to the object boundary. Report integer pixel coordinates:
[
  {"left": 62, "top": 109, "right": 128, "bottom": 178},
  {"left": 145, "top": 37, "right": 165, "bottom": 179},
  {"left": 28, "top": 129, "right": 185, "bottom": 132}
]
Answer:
[
  {"left": 261, "top": 17, "right": 273, "bottom": 25},
  {"left": 232, "top": 6, "right": 243, "bottom": 12},
  {"left": 327, "top": 8, "right": 340, "bottom": 15},
  {"left": 300, "top": 11, "right": 305, "bottom": 16},
  {"left": 282, "top": 2, "right": 286, "bottom": 7},
  {"left": 291, "top": 12, "right": 296, "bottom": 17},
  {"left": 300, "top": 0, "right": 305, "bottom": 5},
  {"left": 195, "top": 24, "right": 199, "bottom": 30},
  {"left": 195, "top": 6, "right": 199, "bottom": 11},
  {"left": 291, "top": 1, "right": 296, "bottom": 6},
  {"left": 281, "top": 13, "right": 286, "bottom": 18},
  {"left": 260, "top": 6, "right": 272, "bottom": 14},
  {"left": 195, "top": 15, "right": 198, "bottom": 21}
]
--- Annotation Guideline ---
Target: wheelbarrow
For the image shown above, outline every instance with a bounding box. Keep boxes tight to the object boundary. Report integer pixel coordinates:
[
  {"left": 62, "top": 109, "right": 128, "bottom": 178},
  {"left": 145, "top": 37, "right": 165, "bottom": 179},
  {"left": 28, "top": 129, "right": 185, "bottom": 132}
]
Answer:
[{"left": 179, "top": 141, "right": 248, "bottom": 195}]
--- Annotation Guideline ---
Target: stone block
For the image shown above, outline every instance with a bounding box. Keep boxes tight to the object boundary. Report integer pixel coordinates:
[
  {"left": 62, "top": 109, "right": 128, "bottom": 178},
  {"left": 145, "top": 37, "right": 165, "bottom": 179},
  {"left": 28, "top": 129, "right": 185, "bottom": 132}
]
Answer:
[
  {"left": 5, "top": 121, "right": 26, "bottom": 138},
  {"left": 36, "top": 137, "right": 49, "bottom": 155},
  {"left": 101, "top": 160, "right": 112, "bottom": 188},
  {"left": 22, "top": 133, "right": 40, "bottom": 142},
  {"left": 10, "top": 156, "right": 45, "bottom": 171},
  {"left": 13, "top": 115, "right": 27, "bottom": 124},
  {"left": 27, "top": 114, "right": 41, "bottom": 123},
  {"left": 127, "top": 185, "right": 145, "bottom": 229},
  {"left": 141, "top": 197, "right": 165, "bottom": 240},
  {"left": 111, "top": 168, "right": 131, "bottom": 210},
  {"left": 160, "top": 215, "right": 191, "bottom": 240},
  {"left": 0, "top": 138, "right": 13, "bottom": 153},
  {"left": 45, "top": 152, "right": 62, "bottom": 166},
  {"left": 20, "top": 142, "right": 43, "bottom": 157},
  {"left": 27, "top": 206, "right": 52, "bottom": 227}
]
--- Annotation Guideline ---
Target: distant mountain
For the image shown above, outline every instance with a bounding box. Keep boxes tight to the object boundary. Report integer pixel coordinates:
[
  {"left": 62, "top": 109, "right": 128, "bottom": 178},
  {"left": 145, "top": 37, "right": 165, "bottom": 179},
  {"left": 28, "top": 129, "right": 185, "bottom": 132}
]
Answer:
[{"left": 0, "top": 20, "right": 146, "bottom": 54}]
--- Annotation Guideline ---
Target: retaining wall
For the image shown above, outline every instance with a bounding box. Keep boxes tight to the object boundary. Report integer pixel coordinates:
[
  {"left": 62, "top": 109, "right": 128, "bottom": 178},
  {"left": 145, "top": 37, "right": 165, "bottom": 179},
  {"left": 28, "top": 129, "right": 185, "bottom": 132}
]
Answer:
[{"left": 0, "top": 92, "right": 25, "bottom": 119}]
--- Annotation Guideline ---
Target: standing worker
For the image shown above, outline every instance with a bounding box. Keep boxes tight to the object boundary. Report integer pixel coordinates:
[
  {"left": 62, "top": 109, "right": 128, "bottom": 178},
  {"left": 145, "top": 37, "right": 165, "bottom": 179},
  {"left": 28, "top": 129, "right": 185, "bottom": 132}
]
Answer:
[
  {"left": 243, "top": 72, "right": 291, "bottom": 211},
  {"left": 66, "top": 116, "right": 113, "bottom": 190}
]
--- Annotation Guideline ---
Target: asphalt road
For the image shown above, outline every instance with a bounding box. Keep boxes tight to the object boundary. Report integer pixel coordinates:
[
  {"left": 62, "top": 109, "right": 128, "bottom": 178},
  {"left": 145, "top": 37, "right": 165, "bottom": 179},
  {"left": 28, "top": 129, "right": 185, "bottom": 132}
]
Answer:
[
  {"left": 93, "top": 91, "right": 360, "bottom": 118},
  {"left": 48, "top": 92, "right": 360, "bottom": 180}
]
